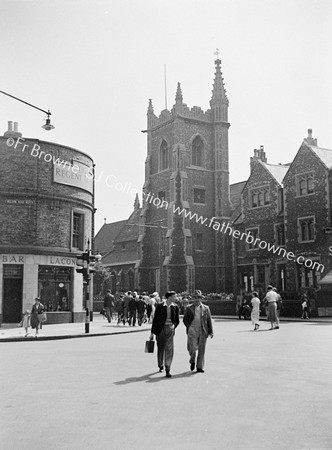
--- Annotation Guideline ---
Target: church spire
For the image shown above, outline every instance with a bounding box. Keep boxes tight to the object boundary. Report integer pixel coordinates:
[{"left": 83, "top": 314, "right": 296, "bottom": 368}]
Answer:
[
  {"left": 134, "top": 193, "right": 140, "bottom": 210},
  {"left": 173, "top": 82, "right": 183, "bottom": 114},
  {"left": 147, "top": 99, "right": 156, "bottom": 128},
  {"left": 210, "top": 57, "right": 228, "bottom": 106},
  {"left": 147, "top": 98, "right": 154, "bottom": 115},
  {"left": 175, "top": 82, "right": 183, "bottom": 103},
  {"left": 210, "top": 55, "right": 228, "bottom": 122}
]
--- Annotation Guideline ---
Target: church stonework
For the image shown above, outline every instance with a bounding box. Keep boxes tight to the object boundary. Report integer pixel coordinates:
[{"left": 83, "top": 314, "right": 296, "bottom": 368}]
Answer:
[{"left": 138, "top": 59, "right": 232, "bottom": 294}]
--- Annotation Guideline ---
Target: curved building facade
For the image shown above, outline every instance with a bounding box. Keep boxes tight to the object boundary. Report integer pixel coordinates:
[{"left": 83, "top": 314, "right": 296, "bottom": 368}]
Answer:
[{"left": 0, "top": 122, "right": 94, "bottom": 324}]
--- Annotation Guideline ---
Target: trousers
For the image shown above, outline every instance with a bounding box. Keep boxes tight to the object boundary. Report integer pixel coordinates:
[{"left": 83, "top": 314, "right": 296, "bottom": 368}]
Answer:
[
  {"left": 156, "top": 325, "right": 174, "bottom": 370},
  {"left": 187, "top": 326, "right": 207, "bottom": 370}
]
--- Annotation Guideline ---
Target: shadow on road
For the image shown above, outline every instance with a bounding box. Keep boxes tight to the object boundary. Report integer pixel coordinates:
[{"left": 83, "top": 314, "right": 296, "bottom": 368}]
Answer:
[{"left": 114, "top": 371, "right": 196, "bottom": 385}]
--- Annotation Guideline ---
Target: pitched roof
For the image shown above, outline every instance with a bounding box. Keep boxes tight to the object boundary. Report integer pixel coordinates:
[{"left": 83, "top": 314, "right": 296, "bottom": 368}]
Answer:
[
  {"left": 113, "top": 207, "right": 141, "bottom": 243},
  {"left": 94, "top": 220, "right": 127, "bottom": 255},
  {"left": 101, "top": 249, "right": 139, "bottom": 266},
  {"left": 309, "top": 145, "right": 332, "bottom": 169},
  {"left": 230, "top": 181, "right": 245, "bottom": 207},
  {"left": 262, "top": 162, "right": 289, "bottom": 185}
]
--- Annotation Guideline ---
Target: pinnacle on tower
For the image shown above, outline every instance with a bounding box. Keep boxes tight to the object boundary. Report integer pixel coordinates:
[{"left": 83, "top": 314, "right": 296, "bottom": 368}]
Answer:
[
  {"left": 147, "top": 98, "right": 154, "bottom": 115},
  {"left": 175, "top": 82, "right": 183, "bottom": 103},
  {"left": 210, "top": 57, "right": 228, "bottom": 106},
  {"left": 134, "top": 193, "right": 140, "bottom": 210}
]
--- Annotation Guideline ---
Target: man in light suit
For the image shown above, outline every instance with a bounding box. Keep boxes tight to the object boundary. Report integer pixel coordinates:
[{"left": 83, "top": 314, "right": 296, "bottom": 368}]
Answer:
[
  {"left": 150, "top": 291, "right": 180, "bottom": 378},
  {"left": 183, "top": 290, "right": 214, "bottom": 373}
]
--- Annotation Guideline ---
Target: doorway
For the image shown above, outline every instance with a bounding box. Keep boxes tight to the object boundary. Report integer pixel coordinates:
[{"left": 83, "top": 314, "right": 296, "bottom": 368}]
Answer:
[{"left": 2, "top": 265, "right": 23, "bottom": 323}]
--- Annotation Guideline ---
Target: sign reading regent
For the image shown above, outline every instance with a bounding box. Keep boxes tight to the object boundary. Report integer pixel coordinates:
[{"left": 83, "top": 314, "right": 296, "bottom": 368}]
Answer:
[{"left": 53, "top": 161, "right": 93, "bottom": 194}]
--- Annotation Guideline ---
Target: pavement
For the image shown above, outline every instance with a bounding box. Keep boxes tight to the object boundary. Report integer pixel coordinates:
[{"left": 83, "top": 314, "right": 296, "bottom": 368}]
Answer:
[
  {"left": 0, "top": 313, "right": 331, "bottom": 342},
  {"left": 1, "top": 318, "right": 332, "bottom": 449}
]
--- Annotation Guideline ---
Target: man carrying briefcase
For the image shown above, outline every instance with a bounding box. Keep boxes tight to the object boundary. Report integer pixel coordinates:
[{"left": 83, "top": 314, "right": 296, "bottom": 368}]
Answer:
[{"left": 149, "top": 291, "right": 179, "bottom": 378}]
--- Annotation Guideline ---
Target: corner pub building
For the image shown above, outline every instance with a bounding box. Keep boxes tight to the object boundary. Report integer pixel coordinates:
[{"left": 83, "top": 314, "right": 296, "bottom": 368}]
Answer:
[{"left": 0, "top": 121, "right": 94, "bottom": 324}]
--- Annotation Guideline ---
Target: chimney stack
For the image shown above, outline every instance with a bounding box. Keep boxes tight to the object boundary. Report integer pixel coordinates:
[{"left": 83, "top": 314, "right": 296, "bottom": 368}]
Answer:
[
  {"left": 304, "top": 128, "right": 317, "bottom": 146},
  {"left": 3, "top": 121, "right": 22, "bottom": 138},
  {"left": 250, "top": 145, "right": 267, "bottom": 172}
]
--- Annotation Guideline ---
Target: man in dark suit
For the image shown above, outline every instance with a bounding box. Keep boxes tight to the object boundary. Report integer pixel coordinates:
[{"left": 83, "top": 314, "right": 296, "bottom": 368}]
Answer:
[
  {"left": 183, "top": 290, "right": 214, "bottom": 373},
  {"left": 150, "top": 291, "right": 180, "bottom": 378}
]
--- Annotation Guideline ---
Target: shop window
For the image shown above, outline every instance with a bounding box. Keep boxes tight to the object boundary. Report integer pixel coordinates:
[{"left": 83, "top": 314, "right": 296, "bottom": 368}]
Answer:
[
  {"left": 72, "top": 212, "right": 84, "bottom": 250},
  {"left": 194, "top": 188, "right": 205, "bottom": 204},
  {"left": 38, "top": 266, "right": 72, "bottom": 312},
  {"left": 298, "top": 217, "right": 315, "bottom": 242}
]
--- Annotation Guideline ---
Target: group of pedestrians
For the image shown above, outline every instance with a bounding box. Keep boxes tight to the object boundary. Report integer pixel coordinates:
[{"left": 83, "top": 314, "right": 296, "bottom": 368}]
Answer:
[
  {"left": 149, "top": 290, "right": 214, "bottom": 378},
  {"left": 249, "top": 285, "right": 283, "bottom": 331},
  {"left": 103, "top": 290, "right": 161, "bottom": 326},
  {"left": 19, "top": 297, "right": 46, "bottom": 337}
]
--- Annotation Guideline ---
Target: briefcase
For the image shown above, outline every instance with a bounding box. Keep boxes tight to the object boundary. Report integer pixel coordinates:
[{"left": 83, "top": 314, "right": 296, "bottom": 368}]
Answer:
[{"left": 145, "top": 340, "right": 155, "bottom": 353}]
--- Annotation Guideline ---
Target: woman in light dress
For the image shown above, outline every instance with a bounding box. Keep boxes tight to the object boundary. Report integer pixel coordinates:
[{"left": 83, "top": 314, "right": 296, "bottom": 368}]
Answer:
[{"left": 251, "top": 291, "right": 260, "bottom": 331}]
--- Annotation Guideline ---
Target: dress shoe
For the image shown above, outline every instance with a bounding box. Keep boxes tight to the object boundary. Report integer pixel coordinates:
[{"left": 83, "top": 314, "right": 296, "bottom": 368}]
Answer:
[
  {"left": 196, "top": 368, "right": 204, "bottom": 373},
  {"left": 190, "top": 362, "right": 195, "bottom": 371},
  {"left": 159, "top": 366, "right": 164, "bottom": 372},
  {"left": 165, "top": 371, "right": 172, "bottom": 378}
]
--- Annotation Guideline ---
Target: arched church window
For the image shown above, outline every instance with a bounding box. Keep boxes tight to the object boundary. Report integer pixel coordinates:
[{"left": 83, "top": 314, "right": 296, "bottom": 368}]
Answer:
[
  {"left": 192, "top": 136, "right": 204, "bottom": 167},
  {"left": 160, "top": 140, "right": 169, "bottom": 171}
]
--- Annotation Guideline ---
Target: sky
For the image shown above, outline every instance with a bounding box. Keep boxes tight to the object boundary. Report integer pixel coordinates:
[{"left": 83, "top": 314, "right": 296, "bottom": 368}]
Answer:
[{"left": 1, "top": 0, "right": 331, "bottom": 234}]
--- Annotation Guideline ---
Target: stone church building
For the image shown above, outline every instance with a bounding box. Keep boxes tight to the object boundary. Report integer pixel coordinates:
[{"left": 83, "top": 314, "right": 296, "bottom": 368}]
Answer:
[
  {"left": 96, "top": 59, "right": 240, "bottom": 294},
  {"left": 95, "top": 60, "right": 332, "bottom": 303}
]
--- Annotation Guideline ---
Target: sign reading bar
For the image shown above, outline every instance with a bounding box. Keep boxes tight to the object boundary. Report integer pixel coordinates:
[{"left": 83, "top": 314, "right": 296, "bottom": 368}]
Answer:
[{"left": 53, "top": 161, "right": 93, "bottom": 194}]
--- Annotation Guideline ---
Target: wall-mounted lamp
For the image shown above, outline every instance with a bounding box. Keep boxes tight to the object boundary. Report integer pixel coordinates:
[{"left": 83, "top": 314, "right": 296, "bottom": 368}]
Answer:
[{"left": 0, "top": 90, "right": 55, "bottom": 130}]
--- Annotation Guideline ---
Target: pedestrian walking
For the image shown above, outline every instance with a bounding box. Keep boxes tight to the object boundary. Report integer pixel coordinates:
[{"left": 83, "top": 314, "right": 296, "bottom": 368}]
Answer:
[
  {"left": 183, "top": 290, "right": 214, "bottom": 373},
  {"left": 301, "top": 294, "right": 309, "bottom": 319},
  {"left": 149, "top": 291, "right": 180, "bottom": 378},
  {"left": 30, "top": 297, "right": 45, "bottom": 337},
  {"left": 273, "top": 287, "right": 283, "bottom": 323},
  {"left": 250, "top": 291, "right": 260, "bottom": 331},
  {"left": 128, "top": 292, "right": 138, "bottom": 326},
  {"left": 137, "top": 295, "right": 146, "bottom": 326},
  {"left": 114, "top": 293, "right": 124, "bottom": 324},
  {"left": 149, "top": 292, "right": 158, "bottom": 323},
  {"left": 123, "top": 292, "right": 132, "bottom": 325},
  {"left": 264, "top": 285, "right": 279, "bottom": 330},
  {"left": 19, "top": 309, "right": 31, "bottom": 337},
  {"left": 103, "top": 289, "right": 115, "bottom": 323}
]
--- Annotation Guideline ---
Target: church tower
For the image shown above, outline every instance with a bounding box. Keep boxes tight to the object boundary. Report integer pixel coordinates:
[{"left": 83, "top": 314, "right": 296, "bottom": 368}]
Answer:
[{"left": 138, "top": 58, "right": 231, "bottom": 294}]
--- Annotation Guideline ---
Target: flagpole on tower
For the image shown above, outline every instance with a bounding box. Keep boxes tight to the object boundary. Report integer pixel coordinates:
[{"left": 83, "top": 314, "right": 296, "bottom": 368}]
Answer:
[{"left": 164, "top": 64, "right": 168, "bottom": 110}]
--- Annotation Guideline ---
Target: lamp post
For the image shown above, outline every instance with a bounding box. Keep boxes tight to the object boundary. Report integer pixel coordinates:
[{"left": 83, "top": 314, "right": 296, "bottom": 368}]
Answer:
[
  {"left": 75, "top": 240, "right": 101, "bottom": 333},
  {"left": 0, "top": 90, "right": 54, "bottom": 130}
]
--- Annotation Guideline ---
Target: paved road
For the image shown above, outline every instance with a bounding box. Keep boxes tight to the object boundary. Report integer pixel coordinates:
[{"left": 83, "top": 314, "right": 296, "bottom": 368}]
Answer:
[{"left": 1, "top": 319, "right": 332, "bottom": 450}]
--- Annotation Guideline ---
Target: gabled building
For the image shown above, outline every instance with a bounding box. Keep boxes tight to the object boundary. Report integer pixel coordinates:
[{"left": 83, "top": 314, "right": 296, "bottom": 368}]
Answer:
[
  {"left": 283, "top": 130, "right": 331, "bottom": 292},
  {"left": 234, "top": 146, "right": 289, "bottom": 295},
  {"left": 94, "top": 195, "right": 141, "bottom": 292}
]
